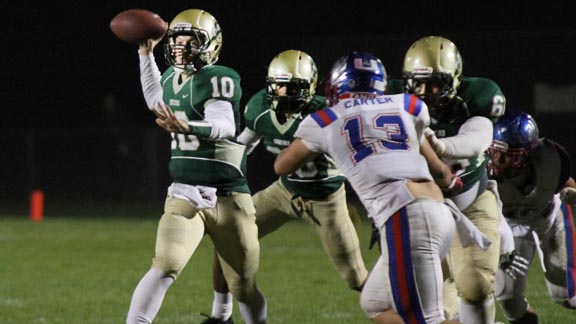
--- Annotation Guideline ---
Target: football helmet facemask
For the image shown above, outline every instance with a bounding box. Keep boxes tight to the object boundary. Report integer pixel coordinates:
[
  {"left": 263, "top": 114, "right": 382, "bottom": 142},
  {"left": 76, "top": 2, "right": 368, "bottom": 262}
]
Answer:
[
  {"left": 266, "top": 50, "right": 318, "bottom": 114},
  {"left": 403, "top": 36, "right": 462, "bottom": 118},
  {"left": 325, "top": 51, "right": 387, "bottom": 106},
  {"left": 164, "top": 9, "right": 222, "bottom": 74},
  {"left": 487, "top": 110, "right": 539, "bottom": 180}
]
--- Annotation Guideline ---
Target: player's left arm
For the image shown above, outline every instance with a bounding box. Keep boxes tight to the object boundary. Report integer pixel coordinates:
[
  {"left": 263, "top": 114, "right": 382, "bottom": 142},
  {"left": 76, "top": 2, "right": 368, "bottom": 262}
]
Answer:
[
  {"left": 274, "top": 138, "right": 321, "bottom": 176},
  {"left": 154, "top": 99, "right": 235, "bottom": 139}
]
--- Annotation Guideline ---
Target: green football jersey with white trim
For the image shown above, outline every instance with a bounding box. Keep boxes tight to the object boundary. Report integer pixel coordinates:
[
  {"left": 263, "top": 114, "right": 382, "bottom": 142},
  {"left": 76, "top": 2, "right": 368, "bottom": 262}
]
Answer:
[
  {"left": 244, "top": 89, "right": 345, "bottom": 198},
  {"left": 161, "top": 64, "right": 249, "bottom": 193}
]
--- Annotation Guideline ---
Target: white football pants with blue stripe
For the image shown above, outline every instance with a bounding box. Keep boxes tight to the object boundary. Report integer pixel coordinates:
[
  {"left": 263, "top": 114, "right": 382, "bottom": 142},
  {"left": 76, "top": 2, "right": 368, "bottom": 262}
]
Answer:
[{"left": 361, "top": 198, "right": 455, "bottom": 324}]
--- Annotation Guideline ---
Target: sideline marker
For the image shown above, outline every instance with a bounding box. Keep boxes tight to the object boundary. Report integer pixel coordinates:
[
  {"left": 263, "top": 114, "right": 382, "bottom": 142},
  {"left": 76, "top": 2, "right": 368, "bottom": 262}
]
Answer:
[{"left": 30, "top": 190, "right": 44, "bottom": 222}]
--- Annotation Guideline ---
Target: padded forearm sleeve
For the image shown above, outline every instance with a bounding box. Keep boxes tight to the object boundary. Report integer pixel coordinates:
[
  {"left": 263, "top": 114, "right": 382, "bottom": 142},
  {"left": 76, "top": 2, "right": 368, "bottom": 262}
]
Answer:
[
  {"left": 439, "top": 116, "right": 493, "bottom": 159},
  {"left": 188, "top": 99, "right": 235, "bottom": 140}
]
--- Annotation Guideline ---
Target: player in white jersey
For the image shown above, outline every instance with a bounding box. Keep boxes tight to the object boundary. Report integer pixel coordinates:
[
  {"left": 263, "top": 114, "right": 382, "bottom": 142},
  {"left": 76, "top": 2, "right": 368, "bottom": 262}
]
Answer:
[
  {"left": 487, "top": 110, "right": 576, "bottom": 323},
  {"left": 275, "top": 51, "right": 463, "bottom": 324}
]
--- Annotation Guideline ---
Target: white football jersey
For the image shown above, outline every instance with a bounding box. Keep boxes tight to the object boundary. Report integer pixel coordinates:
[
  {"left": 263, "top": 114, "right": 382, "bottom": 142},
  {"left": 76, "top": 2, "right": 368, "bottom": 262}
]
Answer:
[{"left": 296, "top": 93, "right": 433, "bottom": 227}]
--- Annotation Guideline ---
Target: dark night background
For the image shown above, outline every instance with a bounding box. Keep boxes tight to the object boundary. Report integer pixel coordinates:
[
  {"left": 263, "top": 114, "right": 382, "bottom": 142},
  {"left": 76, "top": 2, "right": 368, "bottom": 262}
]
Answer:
[{"left": 2, "top": 1, "right": 575, "bottom": 216}]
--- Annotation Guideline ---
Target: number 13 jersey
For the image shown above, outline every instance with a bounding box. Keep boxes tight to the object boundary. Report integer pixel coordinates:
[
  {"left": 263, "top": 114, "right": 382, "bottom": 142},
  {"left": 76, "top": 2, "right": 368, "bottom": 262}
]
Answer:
[{"left": 295, "top": 93, "right": 433, "bottom": 224}]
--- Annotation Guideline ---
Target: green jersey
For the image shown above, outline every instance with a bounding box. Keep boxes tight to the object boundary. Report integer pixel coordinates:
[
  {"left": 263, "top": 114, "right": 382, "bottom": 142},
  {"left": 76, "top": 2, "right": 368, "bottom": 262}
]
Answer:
[
  {"left": 244, "top": 89, "right": 345, "bottom": 199},
  {"left": 389, "top": 77, "right": 506, "bottom": 191},
  {"left": 161, "top": 65, "right": 249, "bottom": 193}
]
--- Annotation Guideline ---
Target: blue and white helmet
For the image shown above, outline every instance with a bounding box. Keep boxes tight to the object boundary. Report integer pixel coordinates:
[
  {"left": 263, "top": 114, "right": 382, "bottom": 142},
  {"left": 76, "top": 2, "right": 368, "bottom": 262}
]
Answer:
[
  {"left": 487, "top": 109, "right": 539, "bottom": 179},
  {"left": 325, "top": 51, "right": 387, "bottom": 106}
]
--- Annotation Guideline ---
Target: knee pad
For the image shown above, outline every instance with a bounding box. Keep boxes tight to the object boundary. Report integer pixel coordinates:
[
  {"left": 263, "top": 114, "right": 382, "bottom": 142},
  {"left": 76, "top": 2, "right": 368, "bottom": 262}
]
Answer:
[
  {"left": 345, "top": 268, "right": 369, "bottom": 291},
  {"left": 151, "top": 212, "right": 188, "bottom": 277},
  {"left": 151, "top": 259, "right": 180, "bottom": 280},
  {"left": 226, "top": 274, "right": 256, "bottom": 302},
  {"left": 455, "top": 266, "right": 493, "bottom": 303},
  {"left": 151, "top": 205, "right": 201, "bottom": 278},
  {"left": 546, "top": 279, "right": 576, "bottom": 309}
]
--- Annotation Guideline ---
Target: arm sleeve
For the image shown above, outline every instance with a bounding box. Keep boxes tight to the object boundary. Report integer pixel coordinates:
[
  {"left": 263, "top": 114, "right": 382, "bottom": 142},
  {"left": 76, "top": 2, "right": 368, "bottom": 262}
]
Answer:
[
  {"left": 416, "top": 103, "right": 431, "bottom": 144},
  {"left": 187, "top": 99, "right": 236, "bottom": 140},
  {"left": 438, "top": 116, "right": 493, "bottom": 158},
  {"left": 299, "top": 138, "right": 323, "bottom": 153},
  {"left": 236, "top": 128, "right": 263, "bottom": 155},
  {"left": 139, "top": 52, "right": 164, "bottom": 110}
]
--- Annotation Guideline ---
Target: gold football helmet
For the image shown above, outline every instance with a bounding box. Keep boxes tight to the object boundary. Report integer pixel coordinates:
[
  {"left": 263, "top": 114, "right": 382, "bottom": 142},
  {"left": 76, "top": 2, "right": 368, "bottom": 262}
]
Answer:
[
  {"left": 266, "top": 49, "right": 318, "bottom": 114},
  {"left": 402, "top": 36, "right": 462, "bottom": 114},
  {"left": 164, "top": 9, "right": 222, "bottom": 73}
]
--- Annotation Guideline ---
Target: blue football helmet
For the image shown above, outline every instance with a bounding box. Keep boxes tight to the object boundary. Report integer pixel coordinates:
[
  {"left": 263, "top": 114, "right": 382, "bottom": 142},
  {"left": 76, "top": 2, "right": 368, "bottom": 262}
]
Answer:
[
  {"left": 487, "top": 109, "right": 539, "bottom": 179},
  {"left": 325, "top": 51, "right": 387, "bottom": 106}
]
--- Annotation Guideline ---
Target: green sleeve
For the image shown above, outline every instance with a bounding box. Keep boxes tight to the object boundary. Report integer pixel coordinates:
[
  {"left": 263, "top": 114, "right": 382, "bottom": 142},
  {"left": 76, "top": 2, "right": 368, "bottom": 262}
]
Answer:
[
  {"left": 461, "top": 77, "right": 506, "bottom": 120},
  {"left": 187, "top": 122, "right": 213, "bottom": 137},
  {"left": 243, "top": 89, "right": 267, "bottom": 131}
]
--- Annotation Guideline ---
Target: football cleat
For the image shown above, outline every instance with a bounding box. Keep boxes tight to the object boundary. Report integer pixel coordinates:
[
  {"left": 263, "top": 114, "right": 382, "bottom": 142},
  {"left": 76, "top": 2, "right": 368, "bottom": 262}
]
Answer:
[{"left": 200, "top": 313, "right": 234, "bottom": 324}]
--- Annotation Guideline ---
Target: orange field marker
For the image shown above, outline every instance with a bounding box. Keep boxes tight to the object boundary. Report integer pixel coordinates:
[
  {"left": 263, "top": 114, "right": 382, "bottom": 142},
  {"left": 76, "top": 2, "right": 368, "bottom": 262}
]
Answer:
[{"left": 30, "top": 190, "right": 44, "bottom": 222}]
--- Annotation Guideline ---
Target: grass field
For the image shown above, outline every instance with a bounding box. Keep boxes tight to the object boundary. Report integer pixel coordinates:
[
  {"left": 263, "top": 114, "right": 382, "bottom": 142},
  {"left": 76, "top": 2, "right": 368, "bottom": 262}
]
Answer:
[{"left": 0, "top": 213, "right": 574, "bottom": 323}]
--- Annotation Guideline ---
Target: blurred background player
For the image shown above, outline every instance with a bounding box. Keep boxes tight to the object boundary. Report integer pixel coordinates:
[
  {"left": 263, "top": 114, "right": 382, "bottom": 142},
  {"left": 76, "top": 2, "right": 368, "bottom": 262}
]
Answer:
[
  {"left": 487, "top": 109, "right": 576, "bottom": 323},
  {"left": 390, "top": 35, "right": 504, "bottom": 323},
  {"left": 202, "top": 49, "right": 368, "bottom": 324},
  {"left": 275, "top": 50, "right": 461, "bottom": 324},
  {"left": 125, "top": 9, "right": 267, "bottom": 324}
]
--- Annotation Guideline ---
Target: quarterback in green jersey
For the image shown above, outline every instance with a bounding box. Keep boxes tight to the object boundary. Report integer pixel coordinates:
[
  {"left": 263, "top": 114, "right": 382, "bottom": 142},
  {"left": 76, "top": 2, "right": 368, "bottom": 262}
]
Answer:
[
  {"left": 203, "top": 50, "right": 368, "bottom": 324},
  {"left": 126, "top": 9, "right": 267, "bottom": 324},
  {"left": 389, "top": 36, "right": 505, "bottom": 324}
]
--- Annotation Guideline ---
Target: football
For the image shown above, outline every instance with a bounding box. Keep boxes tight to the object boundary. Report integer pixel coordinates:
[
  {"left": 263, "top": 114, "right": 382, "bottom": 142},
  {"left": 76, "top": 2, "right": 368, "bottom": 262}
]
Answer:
[{"left": 110, "top": 9, "right": 168, "bottom": 45}]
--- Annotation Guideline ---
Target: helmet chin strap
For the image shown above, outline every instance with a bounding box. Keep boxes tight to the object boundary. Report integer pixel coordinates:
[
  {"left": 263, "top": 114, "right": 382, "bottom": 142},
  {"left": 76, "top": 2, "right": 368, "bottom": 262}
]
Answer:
[
  {"left": 174, "top": 63, "right": 197, "bottom": 75},
  {"left": 270, "top": 101, "right": 303, "bottom": 122}
]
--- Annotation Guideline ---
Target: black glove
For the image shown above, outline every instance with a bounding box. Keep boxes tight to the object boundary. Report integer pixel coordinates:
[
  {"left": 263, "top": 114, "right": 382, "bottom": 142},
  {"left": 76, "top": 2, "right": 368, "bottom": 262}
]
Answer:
[
  {"left": 499, "top": 250, "right": 530, "bottom": 280},
  {"left": 369, "top": 221, "right": 381, "bottom": 252}
]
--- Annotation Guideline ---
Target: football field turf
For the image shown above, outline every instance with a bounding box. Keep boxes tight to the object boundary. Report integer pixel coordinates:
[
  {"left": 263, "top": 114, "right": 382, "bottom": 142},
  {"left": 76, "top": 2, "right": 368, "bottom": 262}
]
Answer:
[{"left": 0, "top": 215, "right": 573, "bottom": 323}]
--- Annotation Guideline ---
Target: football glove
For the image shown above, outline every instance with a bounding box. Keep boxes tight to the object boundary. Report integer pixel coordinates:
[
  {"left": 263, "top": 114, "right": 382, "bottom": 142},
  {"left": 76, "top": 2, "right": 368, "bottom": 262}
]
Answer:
[
  {"left": 440, "top": 173, "right": 464, "bottom": 197},
  {"left": 369, "top": 220, "right": 381, "bottom": 252},
  {"left": 560, "top": 187, "right": 576, "bottom": 205},
  {"left": 499, "top": 250, "right": 530, "bottom": 280}
]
